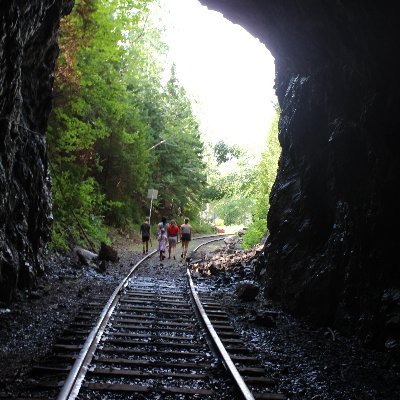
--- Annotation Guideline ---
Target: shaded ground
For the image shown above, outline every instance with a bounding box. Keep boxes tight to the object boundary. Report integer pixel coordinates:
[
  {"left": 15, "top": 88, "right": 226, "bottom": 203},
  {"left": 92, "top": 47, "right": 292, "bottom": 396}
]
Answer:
[
  {"left": 0, "top": 235, "right": 143, "bottom": 399},
  {"left": 0, "top": 233, "right": 399, "bottom": 399}
]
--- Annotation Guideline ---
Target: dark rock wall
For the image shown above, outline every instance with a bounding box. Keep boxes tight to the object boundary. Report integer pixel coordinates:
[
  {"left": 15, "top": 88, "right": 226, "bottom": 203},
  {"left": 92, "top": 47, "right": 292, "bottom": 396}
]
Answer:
[
  {"left": 0, "top": 0, "right": 73, "bottom": 302},
  {"left": 201, "top": 1, "right": 399, "bottom": 348}
]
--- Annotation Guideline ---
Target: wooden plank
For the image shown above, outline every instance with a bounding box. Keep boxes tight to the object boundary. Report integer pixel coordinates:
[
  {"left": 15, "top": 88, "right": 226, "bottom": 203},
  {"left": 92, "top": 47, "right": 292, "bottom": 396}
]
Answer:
[
  {"left": 68, "top": 322, "right": 96, "bottom": 328},
  {"left": 206, "top": 312, "right": 229, "bottom": 317},
  {"left": 236, "top": 367, "right": 266, "bottom": 376},
  {"left": 12, "top": 397, "right": 52, "bottom": 400},
  {"left": 203, "top": 306, "right": 225, "bottom": 312},
  {"left": 208, "top": 316, "right": 230, "bottom": 321},
  {"left": 253, "top": 393, "right": 287, "bottom": 400},
  {"left": 244, "top": 376, "right": 275, "bottom": 386},
  {"left": 99, "top": 347, "right": 207, "bottom": 358},
  {"left": 32, "top": 366, "right": 71, "bottom": 374},
  {"left": 95, "top": 356, "right": 212, "bottom": 369},
  {"left": 63, "top": 329, "right": 91, "bottom": 335},
  {"left": 212, "top": 324, "right": 235, "bottom": 331},
  {"left": 118, "top": 306, "right": 192, "bottom": 315},
  {"left": 224, "top": 346, "right": 251, "bottom": 353},
  {"left": 53, "top": 344, "right": 82, "bottom": 351},
  {"left": 108, "top": 324, "right": 194, "bottom": 333},
  {"left": 158, "top": 292, "right": 186, "bottom": 296},
  {"left": 85, "top": 382, "right": 151, "bottom": 393},
  {"left": 121, "top": 299, "right": 188, "bottom": 307},
  {"left": 108, "top": 332, "right": 194, "bottom": 340},
  {"left": 112, "top": 318, "right": 194, "bottom": 325},
  {"left": 85, "top": 382, "right": 214, "bottom": 395},
  {"left": 53, "top": 354, "right": 78, "bottom": 360},
  {"left": 104, "top": 339, "right": 202, "bottom": 348},
  {"left": 124, "top": 290, "right": 156, "bottom": 295},
  {"left": 124, "top": 292, "right": 184, "bottom": 300},
  {"left": 230, "top": 355, "right": 259, "bottom": 362},
  {"left": 73, "top": 316, "right": 94, "bottom": 321},
  {"left": 119, "top": 299, "right": 153, "bottom": 304},
  {"left": 220, "top": 338, "right": 244, "bottom": 344},
  {"left": 54, "top": 337, "right": 85, "bottom": 344},
  {"left": 75, "top": 311, "right": 100, "bottom": 316},
  {"left": 217, "top": 331, "right": 241, "bottom": 338},
  {"left": 112, "top": 315, "right": 156, "bottom": 322},
  {"left": 117, "top": 307, "right": 156, "bottom": 314},
  {"left": 112, "top": 318, "right": 194, "bottom": 328},
  {"left": 90, "top": 367, "right": 208, "bottom": 380}
]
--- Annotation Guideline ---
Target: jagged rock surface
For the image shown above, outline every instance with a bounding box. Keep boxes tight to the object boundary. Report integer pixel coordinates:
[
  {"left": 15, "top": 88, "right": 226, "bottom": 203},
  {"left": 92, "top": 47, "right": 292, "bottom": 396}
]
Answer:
[
  {"left": 0, "top": 1, "right": 73, "bottom": 302},
  {"left": 201, "top": 0, "right": 400, "bottom": 350}
]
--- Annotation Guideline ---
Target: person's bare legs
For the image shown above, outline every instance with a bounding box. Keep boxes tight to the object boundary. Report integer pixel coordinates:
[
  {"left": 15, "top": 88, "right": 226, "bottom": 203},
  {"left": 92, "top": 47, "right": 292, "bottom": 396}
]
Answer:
[
  {"left": 181, "top": 242, "right": 185, "bottom": 258},
  {"left": 173, "top": 243, "right": 176, "bottom": 259},
  {"left": 182, "top": 242, "right": 188, "bottom": 259}
]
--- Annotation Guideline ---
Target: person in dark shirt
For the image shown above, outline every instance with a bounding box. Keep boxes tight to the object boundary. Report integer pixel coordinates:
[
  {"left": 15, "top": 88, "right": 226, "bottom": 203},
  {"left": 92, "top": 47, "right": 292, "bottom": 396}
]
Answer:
[{"left": 140, "top": 217, "right": 151, "bottom": 254}]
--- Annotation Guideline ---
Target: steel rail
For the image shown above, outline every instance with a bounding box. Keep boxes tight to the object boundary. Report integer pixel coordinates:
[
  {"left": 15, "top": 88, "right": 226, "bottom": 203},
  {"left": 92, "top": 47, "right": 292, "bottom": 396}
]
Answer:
[
  {"left": 187, "top": 237, "right": 256, "bottom": 400},
  {"left": 57, "top": 249, "right": 157, "bottom": 400},
  {"left": 57, "top": 233, "right": 230, "bottom": 400}
]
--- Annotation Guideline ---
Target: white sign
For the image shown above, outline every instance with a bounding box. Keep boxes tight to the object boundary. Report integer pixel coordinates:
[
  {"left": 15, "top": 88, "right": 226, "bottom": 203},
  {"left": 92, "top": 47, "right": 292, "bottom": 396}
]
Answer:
[{"left": 147, "top": 189, "right": 158, "bottom": 199}]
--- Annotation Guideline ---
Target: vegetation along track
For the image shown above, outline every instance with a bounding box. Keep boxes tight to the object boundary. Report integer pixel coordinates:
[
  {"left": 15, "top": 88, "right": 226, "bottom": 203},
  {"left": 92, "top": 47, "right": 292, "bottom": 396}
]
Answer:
[{"left": 19, "top": 235, "right": 286, "bottom": 400}]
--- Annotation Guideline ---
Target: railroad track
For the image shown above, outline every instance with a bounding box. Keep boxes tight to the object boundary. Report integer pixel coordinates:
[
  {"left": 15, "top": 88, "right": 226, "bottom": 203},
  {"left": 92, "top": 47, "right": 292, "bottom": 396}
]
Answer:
[{"left": 18, "top": 235, "right": 286, "bottom": 400}]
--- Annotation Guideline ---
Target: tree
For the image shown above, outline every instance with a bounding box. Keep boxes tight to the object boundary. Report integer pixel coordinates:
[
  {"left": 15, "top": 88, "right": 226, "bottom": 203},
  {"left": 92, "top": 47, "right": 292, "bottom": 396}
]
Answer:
[
  {"left": 242, "top": 105, "right": 281, "bottom": 248},
  {"left": 149, "top": 64, "right": 207, "bottom": 221},
  {"left": 48, "top": 0, "right": 154, "bottom": 246},
  {"left": 213, "top": 141, "right": 241, "bottom": 164},
  {"left": 47, "top": 0, "right": 209, "bottom": 248},
  {"left": 203, "top": 141, "right": 258, "bottom": 225}
]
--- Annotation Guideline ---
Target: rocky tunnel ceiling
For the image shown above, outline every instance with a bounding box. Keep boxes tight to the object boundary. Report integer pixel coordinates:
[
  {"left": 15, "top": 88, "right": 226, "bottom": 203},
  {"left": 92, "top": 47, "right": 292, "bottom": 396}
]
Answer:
[{"left": 1, "top": 0, "right": 399, "bottom": 351}]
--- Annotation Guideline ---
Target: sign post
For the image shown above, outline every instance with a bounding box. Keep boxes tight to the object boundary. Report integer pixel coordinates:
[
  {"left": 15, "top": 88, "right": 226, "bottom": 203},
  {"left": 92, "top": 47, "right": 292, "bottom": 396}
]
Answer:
[{"left": 147, "top": 189, "right": 158, "bottom": 226}]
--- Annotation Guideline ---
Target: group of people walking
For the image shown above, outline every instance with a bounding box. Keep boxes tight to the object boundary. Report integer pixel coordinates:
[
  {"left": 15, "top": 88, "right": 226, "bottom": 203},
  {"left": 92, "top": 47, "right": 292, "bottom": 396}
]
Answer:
[{"left": 139, "top": 216, "right": 192, "bottom": 262}]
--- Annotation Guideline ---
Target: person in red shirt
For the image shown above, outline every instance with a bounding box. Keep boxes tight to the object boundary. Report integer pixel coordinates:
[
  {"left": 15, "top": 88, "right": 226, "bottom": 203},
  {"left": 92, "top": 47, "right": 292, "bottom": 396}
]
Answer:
[{"left": 167, "top": 219, "right": 179, "bottom": 260}]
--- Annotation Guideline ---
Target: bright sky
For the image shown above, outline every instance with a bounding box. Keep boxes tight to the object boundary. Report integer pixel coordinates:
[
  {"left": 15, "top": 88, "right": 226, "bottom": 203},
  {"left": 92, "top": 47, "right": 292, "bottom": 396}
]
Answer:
[{"left": 154, "top": 0, "right": 276, "bottom": 159}]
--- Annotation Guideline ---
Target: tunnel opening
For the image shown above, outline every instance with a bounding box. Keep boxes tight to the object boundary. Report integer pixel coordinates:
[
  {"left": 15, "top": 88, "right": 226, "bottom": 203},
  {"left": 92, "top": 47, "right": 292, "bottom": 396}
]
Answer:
[
  {"left": 0, "top": 0, "right": 399, "bottom": 359},
  {"left": 44, "top": 0, "right": 278, "bottom": 255}
]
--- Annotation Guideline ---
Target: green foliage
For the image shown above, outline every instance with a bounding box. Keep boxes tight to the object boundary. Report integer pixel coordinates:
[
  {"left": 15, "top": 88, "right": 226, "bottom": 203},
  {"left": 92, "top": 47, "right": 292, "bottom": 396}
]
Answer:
[
  {"left": 213, "top": 196, "right": 253, "bottom": 226},
  {"left": 213, "top": 141, "right": 241, "bottom": 164},
  {"left": 242, "top": 106, "right": 281, "bottom": 248},
  {"left": 48, "top": 0, "right": 208, "bottom": 250},
  {"left": 241, "top": 218, "right": 267, "bottom": 248},
  {"left": 49, "top": 171, "right": 109, "bottom": 250},
  {"left": 204, "top": 107, "right": 281, "bottom": 245},
  {"left": 214, "top": 218, "right": 224, "bottom": 226},
  {"left": 148, "top": 64, "right": 207, "bottom": 221},
  {"left": 205, "top": 146, "right": 258, "bottom": 225},
  {"left": 188, "top": 220, "right": 214, "bottom": 235}
]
